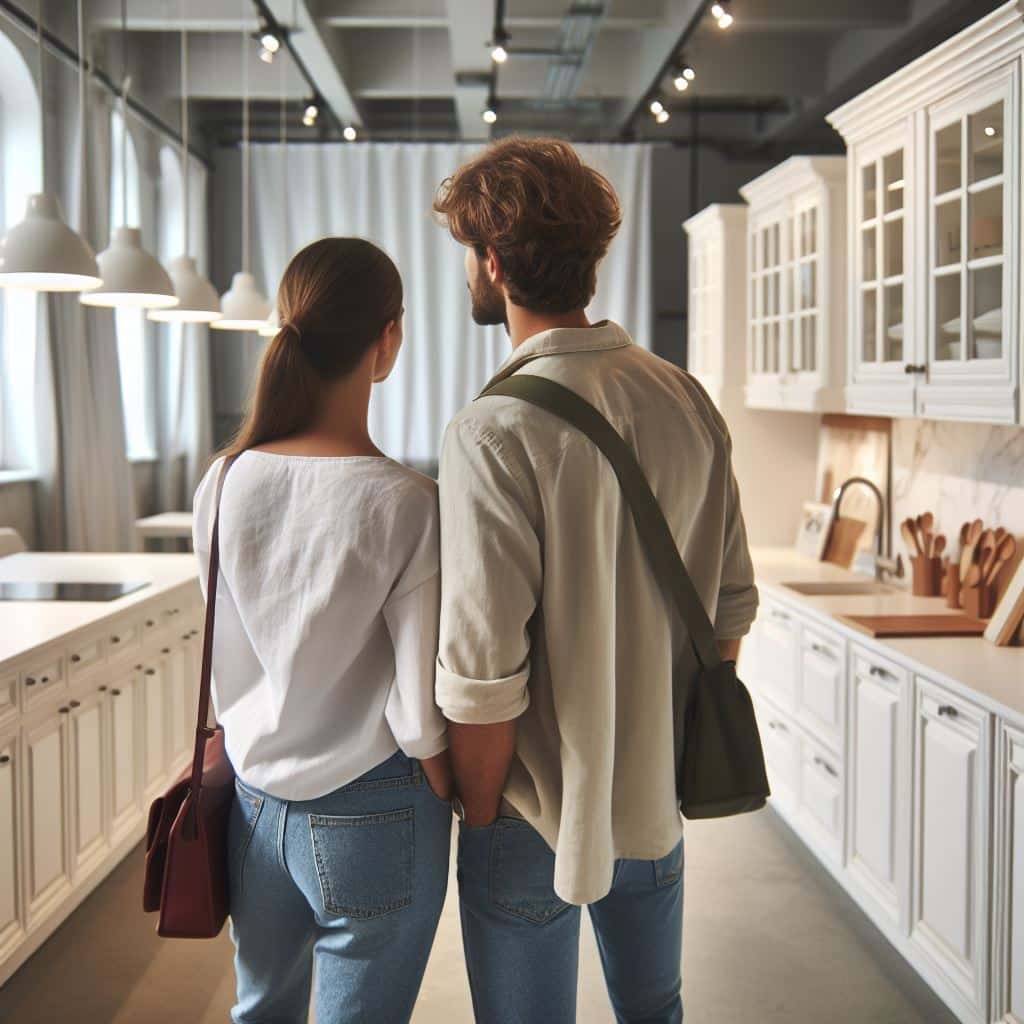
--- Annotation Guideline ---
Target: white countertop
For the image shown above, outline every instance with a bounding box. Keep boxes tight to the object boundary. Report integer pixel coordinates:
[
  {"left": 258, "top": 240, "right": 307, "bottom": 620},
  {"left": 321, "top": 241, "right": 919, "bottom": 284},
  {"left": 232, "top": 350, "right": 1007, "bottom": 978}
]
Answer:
[
  {"left": 0, "top": 552, "right": 200, "bottom": 668},
  {"left": 751, "top": 546, "right": 1024, "bottom": 723}
]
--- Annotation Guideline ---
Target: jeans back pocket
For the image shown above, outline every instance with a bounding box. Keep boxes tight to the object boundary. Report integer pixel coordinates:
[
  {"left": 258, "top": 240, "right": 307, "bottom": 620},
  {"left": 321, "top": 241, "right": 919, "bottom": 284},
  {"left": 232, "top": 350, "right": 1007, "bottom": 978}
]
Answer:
[
  {"left": 309, "top": 808, "right": 414, "bottom": 919},
  {"left": 491, "top": 819, "right": 570, "bottom": 924}
]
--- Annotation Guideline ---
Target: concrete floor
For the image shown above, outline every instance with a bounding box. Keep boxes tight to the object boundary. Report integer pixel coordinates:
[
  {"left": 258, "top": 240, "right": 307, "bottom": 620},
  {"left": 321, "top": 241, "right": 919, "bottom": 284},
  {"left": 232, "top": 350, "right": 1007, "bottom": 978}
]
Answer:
[{"left": 0, "top": 807, "right": 957, "bottom": 1023}]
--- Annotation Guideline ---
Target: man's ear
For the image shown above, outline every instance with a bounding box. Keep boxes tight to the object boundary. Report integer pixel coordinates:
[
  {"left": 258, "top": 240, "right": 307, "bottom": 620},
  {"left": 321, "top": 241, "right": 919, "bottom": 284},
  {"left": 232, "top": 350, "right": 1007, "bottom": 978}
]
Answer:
[{"left": 484, "top": 246, "right": 504, "bottom": 286}]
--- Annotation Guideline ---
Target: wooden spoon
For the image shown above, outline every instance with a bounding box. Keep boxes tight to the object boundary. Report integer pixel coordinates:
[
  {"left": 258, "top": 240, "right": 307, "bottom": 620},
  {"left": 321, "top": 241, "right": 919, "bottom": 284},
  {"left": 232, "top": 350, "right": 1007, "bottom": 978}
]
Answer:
[
  {"left": 977, "top": 530, "right": 997, "bottom": 580},
  {"left": 963, "top": 563, "right": 983, "bottom": 588},
  {"left": 932, "top": 534, "right": 947, "bottom": 559},
  {"left": 901, "top": 519, "right": 921, "bottom": 556},
  {"left": 916, "top": 513, "right": 934, "bottom": 556},
  {"left": 984, "top": 534, "right": 1017, "bottom": 586},
  {"left": 959, "top": 518, "right": 984, "bottom": 579}
]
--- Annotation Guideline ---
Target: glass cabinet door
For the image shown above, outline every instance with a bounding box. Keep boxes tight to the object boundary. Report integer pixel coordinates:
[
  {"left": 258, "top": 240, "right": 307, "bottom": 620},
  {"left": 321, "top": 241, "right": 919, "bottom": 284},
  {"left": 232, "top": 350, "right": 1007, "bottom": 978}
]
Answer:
[
  {"left": 930, "top": 88, "right": 1009, "bottom": 366},
  {"left": 791, "top": 203, "right": 818, "bottom": 374},
  {"left": 857, "top": 147, "right": 906, "bottom": 368},
  {"left": 749, "top": 218, "right": 784, "bottom": 376}
]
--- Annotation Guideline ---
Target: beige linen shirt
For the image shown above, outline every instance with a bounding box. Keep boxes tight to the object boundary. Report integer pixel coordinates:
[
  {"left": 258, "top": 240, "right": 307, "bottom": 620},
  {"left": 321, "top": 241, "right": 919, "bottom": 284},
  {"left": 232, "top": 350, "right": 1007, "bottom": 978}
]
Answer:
[{"left": 436, "top": 320, "right": 758, "bottom": 905}]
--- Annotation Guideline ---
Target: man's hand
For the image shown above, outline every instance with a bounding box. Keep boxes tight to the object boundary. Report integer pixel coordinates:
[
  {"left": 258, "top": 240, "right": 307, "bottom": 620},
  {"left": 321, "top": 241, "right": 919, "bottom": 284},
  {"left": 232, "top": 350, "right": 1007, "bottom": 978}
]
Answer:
[
  {"left": 420, "top": 750, "right": 455, "bottom": 803},
  {"left": 448, "top": 719, "right": 518, "bottom": 826}
]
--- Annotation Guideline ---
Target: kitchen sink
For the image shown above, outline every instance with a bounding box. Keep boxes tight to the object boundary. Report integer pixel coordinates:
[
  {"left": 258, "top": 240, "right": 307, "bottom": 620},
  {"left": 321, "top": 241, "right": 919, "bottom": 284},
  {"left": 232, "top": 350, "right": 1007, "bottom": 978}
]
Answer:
[{"left": 781, "top": 580, "right": 898, "bottom": 597}]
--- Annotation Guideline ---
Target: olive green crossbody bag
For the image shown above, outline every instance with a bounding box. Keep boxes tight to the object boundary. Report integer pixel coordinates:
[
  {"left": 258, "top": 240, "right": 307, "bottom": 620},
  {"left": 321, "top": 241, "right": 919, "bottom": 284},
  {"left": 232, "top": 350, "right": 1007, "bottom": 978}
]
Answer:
[{"left": 481, "top": 374, "right": 770, "bottom": 819}]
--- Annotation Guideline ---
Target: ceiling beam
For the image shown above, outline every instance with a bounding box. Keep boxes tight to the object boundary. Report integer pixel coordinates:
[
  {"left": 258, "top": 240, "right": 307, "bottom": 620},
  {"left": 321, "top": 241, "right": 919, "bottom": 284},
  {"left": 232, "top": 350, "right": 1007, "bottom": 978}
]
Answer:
[
  {"left": 722, "top": 0, "right": 911, "bottom": 32},
  {"left": 444, "top": 0, "right": 494, "bottom": 140},
  {"left": 88, "top": 0, "right": 258, "bottom": 32}
]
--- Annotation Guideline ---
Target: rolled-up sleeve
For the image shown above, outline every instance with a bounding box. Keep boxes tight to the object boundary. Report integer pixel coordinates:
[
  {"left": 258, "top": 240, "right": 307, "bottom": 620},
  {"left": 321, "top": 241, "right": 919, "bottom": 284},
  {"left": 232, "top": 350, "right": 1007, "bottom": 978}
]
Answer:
[
  {"left": 714, "top": 434, "right": 759, "bottom": 640},
  {"left": 436, "top": 416, "right": 541, "bottom": 725}
]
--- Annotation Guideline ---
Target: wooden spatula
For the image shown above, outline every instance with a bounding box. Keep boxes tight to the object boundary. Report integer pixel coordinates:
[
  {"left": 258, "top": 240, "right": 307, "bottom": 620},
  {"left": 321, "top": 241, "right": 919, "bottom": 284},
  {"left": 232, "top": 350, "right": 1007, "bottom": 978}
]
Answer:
[
  {"left": 985, "top": 534, "right": 1017, "bottom": 586},
  {"left": 960, "top": 519, "right": 984, "bottom": 579}
]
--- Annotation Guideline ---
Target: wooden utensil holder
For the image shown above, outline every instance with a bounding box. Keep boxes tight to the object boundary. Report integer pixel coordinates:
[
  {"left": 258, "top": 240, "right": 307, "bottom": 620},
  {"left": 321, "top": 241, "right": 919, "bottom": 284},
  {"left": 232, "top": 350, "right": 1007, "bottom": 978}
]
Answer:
[
  {"left": 944, "top": 562, "right": 961, "bottom": 608},
  {"left": 910, "top": 555, "right": 943, "bottom": 597},
  {"left": 962, "top": 583, "right": 996, "bottom": 620}
]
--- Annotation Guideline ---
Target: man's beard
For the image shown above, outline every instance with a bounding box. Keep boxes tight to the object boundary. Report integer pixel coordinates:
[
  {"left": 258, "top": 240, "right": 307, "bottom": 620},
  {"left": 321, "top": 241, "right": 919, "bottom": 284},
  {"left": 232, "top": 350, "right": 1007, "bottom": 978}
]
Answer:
[{"left": 469, "top": 273, "right": 507, "bottom": 328}]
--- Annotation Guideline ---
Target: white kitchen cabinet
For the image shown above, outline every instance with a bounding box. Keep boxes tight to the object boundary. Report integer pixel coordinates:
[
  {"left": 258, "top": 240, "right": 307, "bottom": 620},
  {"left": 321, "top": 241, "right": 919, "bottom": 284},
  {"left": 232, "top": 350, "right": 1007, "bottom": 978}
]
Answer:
[
  {"left": 69, "top": 688, "right": 108, "bottom": 879},
  {"left": 683, "top": 205, "right": 821, "bottom": 547},
  {"left": 828, "top": 3, "right": 1024, "bottom": 423},
  {"left": 797, "top": 732, "right": 844, "bottom": 865},
  {"left": 756, "top": 696, "right": 801, "bottom": 818},
  {"left": 20, "top": 707, "right": 71, "bottom": 930},
  {"left": 141, "top": 661, "right": 168, "bottom": 804},
  {"left": 108, "top": 669, "right": 142, "bottom": 846},
  {"left": 0, "top": 673, "right": 17, "bottom": 734},
  {"left": 994, "top": 722, "right": 1024, "bottom": 1023},
  {"left": 0, "top": 729, "right": 23, "bottom": 965},
  {"left": 911, "top": 676, "right": 992, "bottom": 1020},
  {"left": 739, "top": 156, "right": 847, "bottom": 412},
  {"left": 795, "top": 623, "right": 846, "bottom": 754},
  {"left": 163, "top": 641, "right": 191, "bottom": 769},
  {"left": 846, "top": 647, "right": 911, "bottom": 931}
]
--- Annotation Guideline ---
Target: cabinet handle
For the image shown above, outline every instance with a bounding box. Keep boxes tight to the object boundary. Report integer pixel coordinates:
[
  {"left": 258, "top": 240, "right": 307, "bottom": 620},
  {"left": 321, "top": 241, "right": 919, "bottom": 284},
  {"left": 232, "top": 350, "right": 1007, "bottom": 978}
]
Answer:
[
  {"left": 810, "top": 642, "right": 835, "bottom": 659},
  {"left": 144, "top": 668, "right": 156, "bottom": 676},
  {"left": 813, "top": 755, "right": 838, "bottom": 777},
  {"left": 99, "top": 686, "right": 108, "bottom": 692},
  {"left": 161, "top": 648, "right": 171, "bottom": 655},
  {"left": 59, "top": 706, "right": 70, "bottom": 714},
  {"left": 0, "top": 755, "right": 9, "bottom": 765},
  {"left": 70, "top": 654, "right": 81, "bottom": 663},
  {"left": 937, "top": 704, "right": 958, "bottom": 718},
  {"left": 25, "top": 677, "right": 35, "bottom": 686},
  {"left": 868, "top": 664, "right": 895, "bottom": 682},
  {"left": 768, "top": 720, "right": 788, "bottom": 733},
  {"left": 182, "top": 634, "right": 190, "bottom": 641},
  {"left": 40, "top": 676, "right": 49, "bottom": 684},
  {"left": 111, "top": 688, "right": 122, "bottom": 696},
  {"left": 903, "top": 363, "right": 926, "bottom": 374},
  {"left": 770, "top": 609, "right": 790, "bottom": 622},
  {"left": 69, "top": 700, "right": 80, "bottom": 708}
]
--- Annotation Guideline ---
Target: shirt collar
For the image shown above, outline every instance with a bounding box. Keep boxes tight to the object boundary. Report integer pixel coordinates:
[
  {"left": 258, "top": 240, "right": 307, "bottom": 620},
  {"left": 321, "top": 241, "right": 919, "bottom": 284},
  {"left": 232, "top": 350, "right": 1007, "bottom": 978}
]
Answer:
[{"left": 482, "top": 320, "right": 634, "bottom": 392}]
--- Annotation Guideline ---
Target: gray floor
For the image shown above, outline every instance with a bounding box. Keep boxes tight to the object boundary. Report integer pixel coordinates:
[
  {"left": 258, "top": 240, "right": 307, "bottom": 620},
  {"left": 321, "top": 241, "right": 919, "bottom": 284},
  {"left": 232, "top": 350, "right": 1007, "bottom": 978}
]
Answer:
[{"left": 0, "top": 807, "right": 957, "bottom": 1023}]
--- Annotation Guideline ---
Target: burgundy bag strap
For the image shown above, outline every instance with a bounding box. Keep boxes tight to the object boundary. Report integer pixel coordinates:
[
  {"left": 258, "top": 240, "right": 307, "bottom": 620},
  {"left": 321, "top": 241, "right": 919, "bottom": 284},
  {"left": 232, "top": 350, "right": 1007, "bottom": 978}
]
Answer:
[{"left": 188, "top": 454, "right": 239, "bottom": 802}]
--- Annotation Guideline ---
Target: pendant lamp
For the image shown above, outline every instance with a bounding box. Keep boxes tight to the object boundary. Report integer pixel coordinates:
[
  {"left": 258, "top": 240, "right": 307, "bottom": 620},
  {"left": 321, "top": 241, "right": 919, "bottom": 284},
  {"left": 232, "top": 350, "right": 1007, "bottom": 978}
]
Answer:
[
  {"left": 149, "top": 16, "right": 220, "bottom": 323},
  {"left": 82, "top": 1, "right": 177, "bottom": 310},
  {"left": 212, "top": 2, "right": 270, "bottom": 331},
  {"left": 259, "top": 58, "right": 289, "bottom": 338},
  {"left": 0, "top": 1, "right": 101, "bottom": 292}
]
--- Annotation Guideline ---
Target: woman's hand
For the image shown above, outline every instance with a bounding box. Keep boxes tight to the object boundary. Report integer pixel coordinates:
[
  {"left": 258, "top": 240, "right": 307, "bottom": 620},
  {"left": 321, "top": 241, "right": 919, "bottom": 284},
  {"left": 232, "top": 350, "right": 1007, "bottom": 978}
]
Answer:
[{"left": 420, "top": 750, "right": 455, "bottom": 804}]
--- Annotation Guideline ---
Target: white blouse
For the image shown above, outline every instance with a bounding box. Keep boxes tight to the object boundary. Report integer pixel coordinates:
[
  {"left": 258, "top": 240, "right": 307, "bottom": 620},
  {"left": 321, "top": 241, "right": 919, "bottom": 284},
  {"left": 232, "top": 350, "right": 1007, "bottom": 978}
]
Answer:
[{"left": 193, "top": 451, "right": 448, "bottom": 801}]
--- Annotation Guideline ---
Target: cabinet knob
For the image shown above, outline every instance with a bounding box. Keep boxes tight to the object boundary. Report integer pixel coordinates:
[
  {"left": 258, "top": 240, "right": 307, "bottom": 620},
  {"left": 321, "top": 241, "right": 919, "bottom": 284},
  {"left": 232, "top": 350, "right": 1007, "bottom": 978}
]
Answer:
[
  {"left": 0, "top": 755, "right": 9, "bottom": 765},
  {"left": 59, "top": 706, "right": 70, "bottom": 714},
  {"left": 182, "top": 634, "right": 190, "bottom": 641},
  {"left": 40, "top": 676, "right": 49, "bottom": 684},
  {"left": 134, "top": 664, "right": 143, "bottom": 671},
  {"left": 25, "top": 677, "right": 35, "bottom": 686},
  {"left": 99, "top": 686, "right": 108, "bottom": 692},
  {"left": 903, "top": 363, "right": 926, "bottom": 374},
  {"left": 111, "top": 689, "right": 122, "bottom": 696},
  {"left": 110, "top": 635, "right": 120, "bottom": 644},
  {"left": 69, "top": 700, "right": 80, "bottom": 708},
  {"left": 937, "top": 704, "right": 958, "bottom": 718},
  {"left": 144, "top": 668, "right": 156, "bottom": 676},
  {"left": 70, "top": 654, "right": 81, "bottom": 663},
  {"left": 161, "top": 648, "right": 171, "bottom": 655},
  {"left": 146, "top": 619, "right": 155, "bottom": 627}
]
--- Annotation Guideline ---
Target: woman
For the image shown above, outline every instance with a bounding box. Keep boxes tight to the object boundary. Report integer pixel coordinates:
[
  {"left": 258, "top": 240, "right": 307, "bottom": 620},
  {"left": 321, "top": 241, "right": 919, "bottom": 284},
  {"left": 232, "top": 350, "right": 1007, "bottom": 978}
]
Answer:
[{"left": 193, "top": 238, "right": 453, "bottom": 1024}]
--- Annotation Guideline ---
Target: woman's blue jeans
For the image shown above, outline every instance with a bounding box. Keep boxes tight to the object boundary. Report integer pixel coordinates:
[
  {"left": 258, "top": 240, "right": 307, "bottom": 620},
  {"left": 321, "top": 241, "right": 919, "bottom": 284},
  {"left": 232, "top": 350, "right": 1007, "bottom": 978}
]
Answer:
[{"left": 226, "top": 750, "right": 452, "bottom": 1024}]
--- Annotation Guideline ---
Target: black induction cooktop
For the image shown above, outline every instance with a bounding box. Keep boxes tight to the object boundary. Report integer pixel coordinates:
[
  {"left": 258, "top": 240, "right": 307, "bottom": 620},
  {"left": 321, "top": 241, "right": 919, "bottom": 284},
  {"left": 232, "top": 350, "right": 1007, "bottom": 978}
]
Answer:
[{"left": 0, "top": 581, "right": 150, "bottom": 602}]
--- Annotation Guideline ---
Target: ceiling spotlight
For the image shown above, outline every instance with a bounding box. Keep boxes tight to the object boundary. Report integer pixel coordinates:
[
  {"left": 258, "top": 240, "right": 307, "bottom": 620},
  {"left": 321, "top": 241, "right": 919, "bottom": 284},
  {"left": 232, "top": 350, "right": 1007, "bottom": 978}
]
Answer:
[
  {"left": 984, "top": 125, "right": 997, "bottom": 137},
  {"left": 482, "top": 105, "right": 498, "bottom": 125},
  {"left": 343, "top": 124, "right": 358, "bottom": 142},
  {"left": 656, "top": 109, "right": 670, "bottom": 124},
  {"left": 490, "top": 27, "right": 509, "bottom": 63},
  {"left": 711, "top": 2, "right": 725, "bottom": 17},
  {"left": 302, "top": 101, "right": 319, "bottom": 127},
  {"left": 649, "top": 98, "right": 664, "bottom": 115},
  {"left": 713, "top": 1, "right": 734, "bottom": 28},
  {"left": 260, "top": 31, "right": 280, "bottom": 54},
  {"left": 673, "top": 74, "right": 689, "bottom": 92},
  {"left": 259, "top": 46, "right": 274, "bottom": 63},
  {"left": 682, "top": 64, "right": 696, "bottom": 81}
]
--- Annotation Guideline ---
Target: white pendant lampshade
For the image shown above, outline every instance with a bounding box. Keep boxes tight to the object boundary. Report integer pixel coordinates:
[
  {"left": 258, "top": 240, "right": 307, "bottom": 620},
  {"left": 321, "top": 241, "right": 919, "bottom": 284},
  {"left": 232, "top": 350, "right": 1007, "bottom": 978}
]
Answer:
[
  {"left": 0, "top": 192, "right": 102, "bottom": 292},
  {"left": 80, "top": 226, "right": 178, "bottom": 309},
  {"left": 148, "top": 256, "right": 221, "bottom": 323},
  {"left": 258, "top": 306, "right": 279, "bottom": 336},
  {"left": 211, "top": 271, "right": 270, "bottom": 331}
]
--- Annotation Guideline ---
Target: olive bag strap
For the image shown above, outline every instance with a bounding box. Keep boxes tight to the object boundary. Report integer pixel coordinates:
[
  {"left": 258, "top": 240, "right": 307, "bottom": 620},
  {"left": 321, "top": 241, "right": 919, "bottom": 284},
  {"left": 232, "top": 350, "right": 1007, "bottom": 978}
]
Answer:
[{"left": 480, "top": 374, "right": 770, "bottom": 819}]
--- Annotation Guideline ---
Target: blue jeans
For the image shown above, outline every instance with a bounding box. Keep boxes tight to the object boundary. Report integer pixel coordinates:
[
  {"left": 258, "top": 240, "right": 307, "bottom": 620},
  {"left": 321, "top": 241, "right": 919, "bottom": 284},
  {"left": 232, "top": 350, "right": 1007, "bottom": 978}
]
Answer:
[
  {"left": 458, "top": 817, "right": 684, "bottom": 1024},
  {"left": 227, "top": 750, "right": 452, "bottom": 1023}
]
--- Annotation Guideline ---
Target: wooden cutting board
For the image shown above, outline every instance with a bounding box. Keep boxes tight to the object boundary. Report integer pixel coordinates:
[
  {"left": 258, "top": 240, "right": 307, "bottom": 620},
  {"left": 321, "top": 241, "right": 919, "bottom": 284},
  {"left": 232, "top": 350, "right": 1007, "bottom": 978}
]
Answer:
[
  {"left": 836, "top": 613, "right": 988, "bottom": 638},
  {"left": 823, "top": 516, "right": 868, "bottom": 569}
]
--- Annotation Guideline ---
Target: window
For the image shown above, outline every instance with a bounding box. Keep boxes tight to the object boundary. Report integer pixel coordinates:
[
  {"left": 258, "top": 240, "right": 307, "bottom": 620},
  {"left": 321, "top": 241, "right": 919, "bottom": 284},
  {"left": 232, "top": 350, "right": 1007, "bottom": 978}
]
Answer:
[
  {"left": 110, "top": 108, "right": 158, "bottom": 460},
  {"left": 0, "top": 28, "right": 42, "bottom": 471}
]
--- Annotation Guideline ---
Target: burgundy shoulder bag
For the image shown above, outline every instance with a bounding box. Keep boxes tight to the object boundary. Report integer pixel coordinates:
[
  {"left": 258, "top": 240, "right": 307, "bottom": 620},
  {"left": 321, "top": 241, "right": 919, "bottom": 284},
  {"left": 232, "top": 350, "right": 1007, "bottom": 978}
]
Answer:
[{"left": 143, "top": 455, "right": 238, "bottom": 937}]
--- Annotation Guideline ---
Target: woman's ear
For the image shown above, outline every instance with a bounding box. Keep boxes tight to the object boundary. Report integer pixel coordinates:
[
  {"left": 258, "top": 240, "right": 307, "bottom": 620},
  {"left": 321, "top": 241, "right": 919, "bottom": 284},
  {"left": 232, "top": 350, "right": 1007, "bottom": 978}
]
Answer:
[{"left": 371, "top": 319, "right": 403, "bottom": 383}]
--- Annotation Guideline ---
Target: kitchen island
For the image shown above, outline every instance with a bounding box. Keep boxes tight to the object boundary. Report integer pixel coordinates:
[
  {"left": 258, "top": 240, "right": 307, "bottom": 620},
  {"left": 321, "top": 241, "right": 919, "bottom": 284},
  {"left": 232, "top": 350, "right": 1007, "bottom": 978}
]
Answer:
[{"left": 0, "top": 553, "right": 203, "bottom": 988}]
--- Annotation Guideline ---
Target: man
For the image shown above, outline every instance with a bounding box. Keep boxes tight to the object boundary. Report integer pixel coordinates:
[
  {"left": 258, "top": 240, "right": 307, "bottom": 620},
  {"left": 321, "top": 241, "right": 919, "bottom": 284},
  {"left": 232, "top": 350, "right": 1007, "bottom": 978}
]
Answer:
[{"left": 433, "top": 137, "right": 758, "bottom": 1023}]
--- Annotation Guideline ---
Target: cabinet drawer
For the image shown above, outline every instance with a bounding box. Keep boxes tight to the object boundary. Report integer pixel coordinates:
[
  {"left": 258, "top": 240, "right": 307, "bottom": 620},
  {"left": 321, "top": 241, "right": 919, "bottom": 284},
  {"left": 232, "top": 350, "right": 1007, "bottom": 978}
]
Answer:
[
  {"left": 68, "top": 635, "right": 105, "bottom": 679},
  {"left": 21, "top": 654, "right": 66, "bottom": 711},
  {"left": 758, "top": 599, "right": 799, "bottom": 712},
  {"left": 798, "top": 736, "right": 844, "bottom": 863},
  {"left": 797, "top": 625, "right": 846, "bottom": 752},
  {"left": 105, "top": 620, "right": 141, "bottom": 658},
  {"left": 758, "top": 700, "right": 800, "bottom": 815}
]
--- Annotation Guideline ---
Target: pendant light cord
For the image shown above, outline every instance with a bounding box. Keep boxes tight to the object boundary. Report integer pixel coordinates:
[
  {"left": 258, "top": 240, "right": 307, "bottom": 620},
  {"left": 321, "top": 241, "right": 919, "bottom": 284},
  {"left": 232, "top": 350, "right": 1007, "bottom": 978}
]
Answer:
[
  {"left": 180, "top": 0, "right": 190, "bottom": 256},
  {"left": 241, "top": 0, "right": 250, "bottom": 275},
  {"left": 279, "top": 43, "right": 287, "bottom": 263},
  {"left": 120, "top": 0, "right": 129, "bottom": 228},
  {"left": 36, "top": 0, "right": 45, "bottom": 187},
  {"left": 77, "top": 0, "right": 86, "bottom": 208}
]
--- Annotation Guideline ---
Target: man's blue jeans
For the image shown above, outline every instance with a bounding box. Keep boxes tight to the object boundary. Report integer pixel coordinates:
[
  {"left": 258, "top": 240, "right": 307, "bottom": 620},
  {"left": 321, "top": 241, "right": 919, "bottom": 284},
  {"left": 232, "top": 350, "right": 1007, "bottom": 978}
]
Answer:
[
  {"left": 226, "top": 750, "right": 452, "bottom": 1023},
  {"left": 457, "top": 816, "right": 685, "bottom": 1023}
]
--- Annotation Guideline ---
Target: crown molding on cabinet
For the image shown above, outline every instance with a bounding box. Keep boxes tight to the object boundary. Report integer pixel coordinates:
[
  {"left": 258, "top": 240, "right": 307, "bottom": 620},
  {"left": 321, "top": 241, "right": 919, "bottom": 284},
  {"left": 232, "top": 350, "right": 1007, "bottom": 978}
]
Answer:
[{"left": 738, "top": 156, "right": 847, "bottom": 211}]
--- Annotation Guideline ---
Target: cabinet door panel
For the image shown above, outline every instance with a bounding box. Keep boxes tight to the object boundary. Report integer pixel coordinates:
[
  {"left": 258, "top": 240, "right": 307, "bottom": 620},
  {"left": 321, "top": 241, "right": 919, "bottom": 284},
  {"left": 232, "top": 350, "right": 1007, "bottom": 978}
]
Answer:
[
  {"left": 796, "top": 627, "right": 845, "bottom": 752},
  {"left": 22, "top": 711, "right": 71, "bottom": 925},
  {"left": 995, "top": 726, "right": 1024, "bottom": 1022},
  {"left": 759, "top": 602, "right": 799, "bottom": 711},
  {"left": 142, "top": 665, "right": 167, "bottom": 796},
  {"left": 70, "top": 692, "right": 108, "bottom": 875},
  {"left": 109, "top": 674, "right": 140, "bottom": 838},
  {"left": 165, "top": 646, "right": 190, "bottom": 768},
  {"left": 1010, "top": 746, "right": 1024, "bottom": 1020},
  {"left": 853, "top": 677, "right": 898, "bottom": 886},
  {"left": 0, "top": 733, "right": 22, "bottom": 955}
]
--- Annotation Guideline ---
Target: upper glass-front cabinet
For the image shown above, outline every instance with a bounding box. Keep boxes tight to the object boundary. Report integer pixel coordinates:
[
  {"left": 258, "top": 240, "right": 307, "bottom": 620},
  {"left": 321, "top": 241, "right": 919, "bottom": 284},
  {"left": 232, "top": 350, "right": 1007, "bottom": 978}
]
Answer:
[
  {"left": 740, "top": 156, "right": 847, "bottom": 413},
  {"left": 829, "top": 4, "right": 1022, "bottom": 424}
]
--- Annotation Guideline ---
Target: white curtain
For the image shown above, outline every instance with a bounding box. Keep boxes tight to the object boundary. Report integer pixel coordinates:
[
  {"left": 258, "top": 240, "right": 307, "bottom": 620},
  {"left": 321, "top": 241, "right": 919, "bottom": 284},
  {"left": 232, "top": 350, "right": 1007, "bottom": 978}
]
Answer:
[
  {"left": 33, "top": 74, "right": 136, "bottom": 551},
  {"left": 249, "top": 143, "right": 652, "bottom": 465}
]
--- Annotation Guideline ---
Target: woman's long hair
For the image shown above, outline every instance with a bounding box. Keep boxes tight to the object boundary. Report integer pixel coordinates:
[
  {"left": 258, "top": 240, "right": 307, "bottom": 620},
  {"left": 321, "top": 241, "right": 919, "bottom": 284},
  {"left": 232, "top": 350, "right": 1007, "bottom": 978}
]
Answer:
[{"left": 221, "top": 237, "right": 403, "bottom": 459}]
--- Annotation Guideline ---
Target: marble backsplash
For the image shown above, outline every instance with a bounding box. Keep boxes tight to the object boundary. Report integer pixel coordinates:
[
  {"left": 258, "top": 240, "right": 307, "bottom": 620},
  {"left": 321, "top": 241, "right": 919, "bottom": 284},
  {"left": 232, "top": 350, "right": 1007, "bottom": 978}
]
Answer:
[{"left": 891, "top": 419, "right": 1024, "bottom": 562}]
